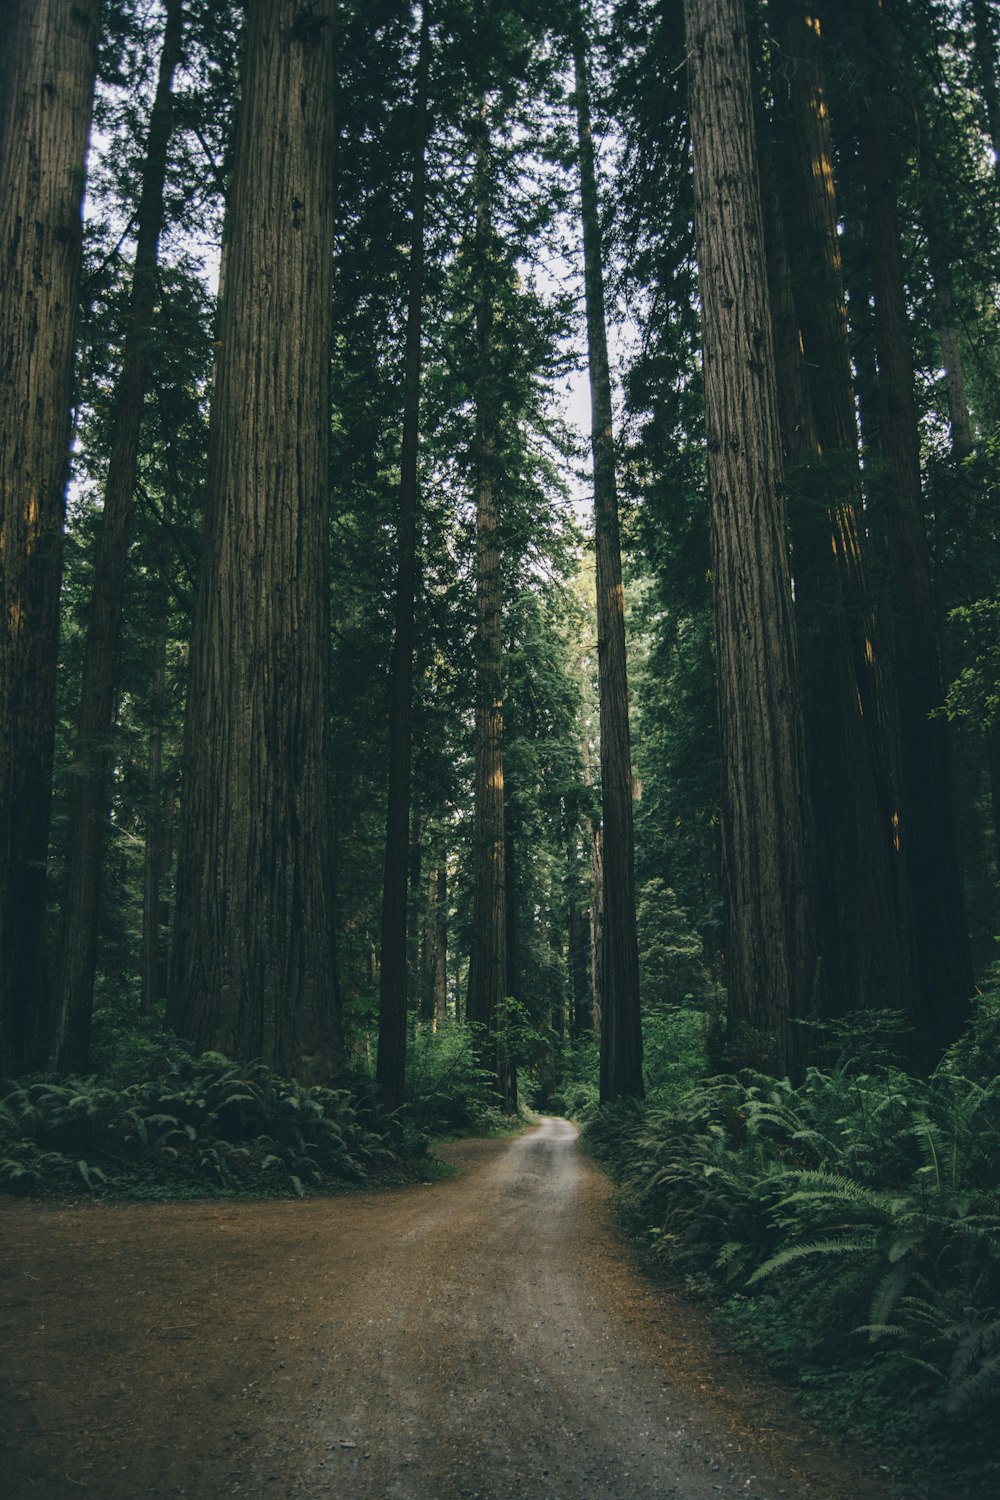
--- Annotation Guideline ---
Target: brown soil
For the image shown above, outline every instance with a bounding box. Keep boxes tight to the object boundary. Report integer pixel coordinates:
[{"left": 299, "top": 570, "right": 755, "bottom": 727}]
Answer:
[{"left": 0, "top": 1119, "right": 930, "bottom": 1499}]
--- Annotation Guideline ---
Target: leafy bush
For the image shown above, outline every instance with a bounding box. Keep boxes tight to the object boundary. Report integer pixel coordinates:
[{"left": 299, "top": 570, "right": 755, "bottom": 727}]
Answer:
[
  {"left": 642, "top": 1005, "right": 709, "bottom": 1107},
  {"left": 549, "top": 1007, "right": 708, "bottom": 1121},
  {"left": 0, "top": 1046, "right": 401, "bottom": 1199},
  {"left": 545, "top": 1035, "right": 600, "bottom": 1120},
  {"left": 637, "top": 878, "right": 720, "bottom": 1012},
  {"left": 403, "top": 1020, "right": 507, "bottom": 1139},
  {"left": 582, "top": 1011, "right": 1000, "bottom": 1478}
]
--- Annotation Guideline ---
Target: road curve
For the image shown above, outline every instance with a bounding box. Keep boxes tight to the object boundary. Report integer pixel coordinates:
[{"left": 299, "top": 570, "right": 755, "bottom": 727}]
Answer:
[
  {"left": 241, "top": 1118, "right": 884, "bottom": 1500},
  {"left": 0, "top": 1118, "right": 898, "bottom": 1500}
]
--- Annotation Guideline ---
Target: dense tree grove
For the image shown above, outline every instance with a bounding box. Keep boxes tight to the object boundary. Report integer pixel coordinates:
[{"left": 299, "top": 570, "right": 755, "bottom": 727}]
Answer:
[{"left": 2, "top": 0, "right": 999, "bottom": 1121}]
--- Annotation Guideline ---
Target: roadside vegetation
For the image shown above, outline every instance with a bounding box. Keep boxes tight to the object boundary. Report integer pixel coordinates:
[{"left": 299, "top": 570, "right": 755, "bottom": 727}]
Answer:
[
  {"left": 0, "top": 1016, "right": 535, "bottom": 1202},
  {"left": 571, "top": 999, "right": 1000, "bottom": 1495}
]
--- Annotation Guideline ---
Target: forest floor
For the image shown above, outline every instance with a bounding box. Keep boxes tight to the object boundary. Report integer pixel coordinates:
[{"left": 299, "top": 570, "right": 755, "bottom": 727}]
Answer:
[{"left": 0, "top": 1118, "right": 933, "bottom": 1500}]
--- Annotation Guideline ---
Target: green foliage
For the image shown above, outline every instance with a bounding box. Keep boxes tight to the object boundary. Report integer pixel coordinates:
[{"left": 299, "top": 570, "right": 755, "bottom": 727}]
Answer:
[
  {"left": 641, "top": 1005, "right": 710, "bottom": 1109},
  {"left": 550, "top": 1006, "right": 709, "bottom": 1119},
  {"left": 941, "top": 596, "right": 1000, "bottom": 729},
  {"left": 636, "top": 879, "right": 717, "bottom": 1012},
  {"left": 582, "top": 1010, "right": 1000, "bottom": 1475},
  {"left": 944, "top": 991, "right": 1000, "bottom": 1084},
  {"left": 403, "top": 1020, "right": 508, "bottom": 1139},
  {"left": 545, "top": 1034, "right": 600, "bottom": 1120},
  {"left": 0, "top": 1043, "right": 401, "bottom": 1199}
]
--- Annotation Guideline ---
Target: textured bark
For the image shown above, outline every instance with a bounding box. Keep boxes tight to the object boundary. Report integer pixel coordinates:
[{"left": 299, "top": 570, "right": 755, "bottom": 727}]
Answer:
[
  {"left": 379, "top": 0, "right": 431, "bottom": 1094},
  {"left": 765, "top": 0, "right": 905, "bottom": 1023},
  {"left": 0, "top": 0, "right": 100, "bottom": 1077},
  {"left": 433, "top": 863, "right": 448, "bottom": 1027},
  {"left": 140, "top": 626, "right": 173, "bottom": 1024},
  {"left": 379, "top": 0, "right": 432, "bottom": 1097},
  {"left": 989, "top": 719, "right": 1000, "bottom": 884},
  {"left": 169, "top": 0, "right": 343, "bottom": 1079},
  {"left": 853, "top": 0, "right": 972, "bottom": 1064},
  {"left": 566, "top": 842, "right": 590, "bottom": 1041},
  {"left": 53, "top": 0, "right": 183, "bottom": 1073},
  {"left": 419, "top": 863, "right": 437, "bottom": 1022},
  {"left": 936, "top": 293, "right": 974, "bottom": 462},
  {"left": 572, "top": 3, "right": 643, "bottom": 1103},
  {"left": 588, "top": 815, "right": 604, "bottom": 1042},
  {"left": 970, "top": 0, "right": 1000, "bottom": 201},
  {"left": 921, "top": 208, "right": 974, "bottom": 460},
  {"left": 684, "top": 0, "right": 818, "bottom": 1076},
  {"left": 465, "top": 107, "right": 515, "bottom": 1111}
]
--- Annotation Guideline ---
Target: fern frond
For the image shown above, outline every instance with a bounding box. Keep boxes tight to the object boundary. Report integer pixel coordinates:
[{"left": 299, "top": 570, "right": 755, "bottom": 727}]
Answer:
[{"left": 748, "top": 1236, "right": 874, "bottom": 1283}]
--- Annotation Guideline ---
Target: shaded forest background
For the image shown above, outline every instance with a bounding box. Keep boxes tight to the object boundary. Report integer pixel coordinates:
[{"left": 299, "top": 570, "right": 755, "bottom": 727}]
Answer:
[{"left": 3, "top": 0, "right": 1000, "bottom": 1482}]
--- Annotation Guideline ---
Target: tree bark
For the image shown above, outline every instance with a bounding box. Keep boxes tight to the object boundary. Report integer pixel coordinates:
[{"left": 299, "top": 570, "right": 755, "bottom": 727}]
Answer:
[
  {"left": 684, "top": 0, "right": 818, "bottom": 1077},
  {"left": 379, "top": 2, "right": 431, "bottom": 1116},
  {"left": 0, "top": 0, "right": 100, "bottom": 1077},
  {"left": 433, "top": 862, "right": 448, "bottom": 1027},
  {"left": 465, "top": 104, "right": 515, "bottom": 1111},
  {"left": 169, "top": 0, "right": 343, "bottom": 1079},
  {"left": 52, "top": 0, "right": 183, "bottom": 1073},
  {"left": 765, "top": 0, "right": 905, "bottom": 1025},
  {"left": 588, "top": 814, "right": 604, "bottom": 1042},
  {"left": 377, "top": 5, "right": 429, "bottom": 1110},
  {"left": 852, "top": 0, "right": 973, "bottom": 1064},
  {"left": 571, "top": 1, "right": 643, "bottom": 1103},
  {"left": 140, "top": 624, "right": 173, "bottom": 1024},
  {"left": 566, "top": 841, "right": 590, "bottom": 1041},
  {"left": 970, "top": 0, "right": 1000, "bottom": 201}
]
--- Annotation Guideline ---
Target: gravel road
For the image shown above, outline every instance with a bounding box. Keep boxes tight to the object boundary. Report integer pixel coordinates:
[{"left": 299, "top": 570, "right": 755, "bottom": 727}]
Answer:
[{"left": 1, "top": 1118, "right": 905, "bottom": 1500}]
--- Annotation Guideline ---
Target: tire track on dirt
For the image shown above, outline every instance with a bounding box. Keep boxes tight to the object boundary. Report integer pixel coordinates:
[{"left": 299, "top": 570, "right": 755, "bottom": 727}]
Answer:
[{"left": 1, "top": 1119, "right": 908, "bottom": 1499}]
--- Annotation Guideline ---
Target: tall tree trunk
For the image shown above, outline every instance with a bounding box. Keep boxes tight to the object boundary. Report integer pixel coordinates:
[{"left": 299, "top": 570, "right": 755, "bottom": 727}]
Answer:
[
  {"left": 52, "top": 0, "right": 183, "bottom": 1073},
  {"left": 420, "top": 860, "right": 437, "bottom": 1022},
  {"left": 970, "top": 0, "right": 1000, "bottom": 201},
  {"left": 169, "top": 0, "right": 343, "bottom": 1079},
  {"left": 765, "top": 0, "right": 905, "bottom": 1026},
  {"left": 852, "top": 0, "right": 972, "bottom": 1064},
  {"left": 433, "top": 862, "right": 448, "bottom": 1027},
  {"left": 571, "top": 2, "right": 643, "bottom": 1102},
  {"left": 566, "top": 841, "right": 590, "bottom": 1041},
  {"left": 588, "top": 815, "right": 604, "bottom": 1042},
  {"left": 0, "top": 0, "right": 100, "bottom": 1078},
  {"left": 988, "top": 719, "right": 1000, "bottom": 883},
  {"left": 934, "top": 274, "right": 975, "bottom": 462},
  {"left": 377, "top": 4, "right": 430, "bottom": 1110},
  {"left": 140, "top": 623, "right": 172, "bottom": 1024},
  {"left": 684, "top": 0, "right": 818, "bottom": 1077},
  {"left": 465, "top": 105, "right": 515, "bottom": 1112}
]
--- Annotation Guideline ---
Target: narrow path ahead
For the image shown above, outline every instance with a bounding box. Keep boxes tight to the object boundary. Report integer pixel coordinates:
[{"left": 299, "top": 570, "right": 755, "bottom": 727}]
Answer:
[{"left": 1, "top": 1120, "right": 905, "bottom": 1499}]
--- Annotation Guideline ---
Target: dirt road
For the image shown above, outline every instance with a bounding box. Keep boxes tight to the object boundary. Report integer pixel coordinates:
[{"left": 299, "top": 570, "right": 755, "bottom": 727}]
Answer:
[{"left": 1, "top": 1119, "right": 908, "bottom": 1499}]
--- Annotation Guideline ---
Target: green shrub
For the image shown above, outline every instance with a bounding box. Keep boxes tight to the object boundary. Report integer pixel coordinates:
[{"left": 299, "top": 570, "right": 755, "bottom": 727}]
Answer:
[
  {"left": 0, "top": 1044, "right": 401, "bottom": 1199},
  {"left": 581, "top": 1015, "right": 1000, "bottom": 1471},
  {"left": 642, "top": 1005, "right": 709, "bottom": 1107},
  {"left": 403, "top": 1020, "right": 504, "bottom": 1138}
]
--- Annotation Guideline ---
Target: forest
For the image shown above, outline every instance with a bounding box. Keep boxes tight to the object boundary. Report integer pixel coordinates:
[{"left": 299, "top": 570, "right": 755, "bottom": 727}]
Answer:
[{"left": 2, "top": 0, "right": 1000, "bottom": 1487}]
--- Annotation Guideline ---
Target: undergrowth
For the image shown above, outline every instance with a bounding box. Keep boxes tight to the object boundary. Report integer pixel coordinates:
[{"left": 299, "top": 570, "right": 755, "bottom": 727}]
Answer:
[
  {"left": 578, "top": 998, "right": 1000, "bottom": 1494},
  {"left": 403, "top": 1018, "right": 535, "bottom": 1144},
  {"left": 0, "top": 1039, "right": 406, "bottom": 1199}
]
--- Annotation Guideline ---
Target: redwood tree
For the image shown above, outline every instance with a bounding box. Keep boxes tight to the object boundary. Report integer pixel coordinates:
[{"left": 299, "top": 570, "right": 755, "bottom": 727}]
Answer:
[
  {"left": 684, "top": 0, "right": 818, "bottom": 1075},
  {"left": 169, "top": 0, "right": 343, "bottom": 1079},
  {"left": 850, "top": 0, "right": 973, "bottom": 1064},
  {"left": 765, "top": 0, "right": 905, "bottom": 1023},
  {"left": 465, "top": 105, "right": 515, "bottom": 1111},
  {"left": 377, "top": 3, "right": 432, "bottom": 1114},
  {"left": 571, "top": 0, "right": 643, "bottom": 1103},
  {"left": 53, "top": 0, "right": 184, "bottom": 1074},
  {"left": 0, "top": 0, "right": 100, "bottom": 1076}
]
